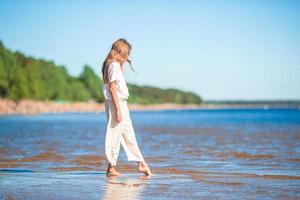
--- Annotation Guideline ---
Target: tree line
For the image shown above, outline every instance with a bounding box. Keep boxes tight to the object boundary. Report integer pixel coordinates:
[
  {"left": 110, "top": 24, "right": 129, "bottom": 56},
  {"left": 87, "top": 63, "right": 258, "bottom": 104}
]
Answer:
[{"left": 0, "top": 41, "right": 202, "bottom": 104}]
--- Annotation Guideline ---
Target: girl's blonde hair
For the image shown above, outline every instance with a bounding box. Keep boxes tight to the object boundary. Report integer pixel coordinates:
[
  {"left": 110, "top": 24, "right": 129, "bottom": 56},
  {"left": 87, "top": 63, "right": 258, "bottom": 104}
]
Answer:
[{"left": 101, "top": 38, "right": 136, "bottom": 84}]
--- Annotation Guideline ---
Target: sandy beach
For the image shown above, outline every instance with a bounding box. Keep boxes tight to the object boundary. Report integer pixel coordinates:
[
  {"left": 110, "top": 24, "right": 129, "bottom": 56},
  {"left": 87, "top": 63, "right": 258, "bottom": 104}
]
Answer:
[{"left": 1, "top": 98, "right": 298, "bottom": 115}]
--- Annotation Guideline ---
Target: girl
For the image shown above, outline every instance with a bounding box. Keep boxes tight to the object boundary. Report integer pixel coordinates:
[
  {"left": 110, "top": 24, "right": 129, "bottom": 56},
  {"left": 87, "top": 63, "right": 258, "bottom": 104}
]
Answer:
[{"left": 101, "top": 38, "right": 152, "bottom": 176}]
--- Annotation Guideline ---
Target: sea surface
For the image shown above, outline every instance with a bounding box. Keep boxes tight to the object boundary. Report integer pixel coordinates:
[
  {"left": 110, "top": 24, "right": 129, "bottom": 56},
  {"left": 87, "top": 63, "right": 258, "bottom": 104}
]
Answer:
[{"left": 1, "top": 108, "right": 300, "bottom": 199}]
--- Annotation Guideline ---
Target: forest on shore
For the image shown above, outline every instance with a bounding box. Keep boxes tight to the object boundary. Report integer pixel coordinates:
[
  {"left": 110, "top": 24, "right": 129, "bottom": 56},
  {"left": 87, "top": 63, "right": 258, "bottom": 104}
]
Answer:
[{"left": 0, "top": 41, "right": 202, "bottom": 104}]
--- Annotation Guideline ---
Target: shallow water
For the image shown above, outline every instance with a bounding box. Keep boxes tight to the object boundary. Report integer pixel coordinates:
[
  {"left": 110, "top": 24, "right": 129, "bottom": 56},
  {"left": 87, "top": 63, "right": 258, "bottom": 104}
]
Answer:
[{"left": 1, "top": 108, "right": 300, "bottom": 199}]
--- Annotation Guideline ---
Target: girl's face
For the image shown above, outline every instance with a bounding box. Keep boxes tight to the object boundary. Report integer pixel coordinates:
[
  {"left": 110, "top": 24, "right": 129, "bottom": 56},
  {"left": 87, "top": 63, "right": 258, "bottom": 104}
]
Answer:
[{"left": 120, "top": 48, "right": 130, "bottom": 66}]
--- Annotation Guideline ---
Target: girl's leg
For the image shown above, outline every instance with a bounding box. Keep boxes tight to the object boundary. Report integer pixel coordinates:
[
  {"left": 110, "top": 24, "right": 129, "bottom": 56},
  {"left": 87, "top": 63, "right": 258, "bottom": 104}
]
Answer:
[
  {"left": 120, "top": 126, "right": 144, "bottom": 162},
  {"left": 120, "top": 101, "right": 152, "bottom": 176},
  {"left": 105, "top": 128, "right": 122, "bottom": 169},
  {"left": 121, "top": 130, "right": 152, "bottom": 176},
  {"left": 105, "top": 100, "right": 122, "bottom": 176},
  {"left": 106, "top": 162, "right": 121, "bottom": 176},
  {"left": 137, "top": 161, "right": 152, "bottom": 176}
]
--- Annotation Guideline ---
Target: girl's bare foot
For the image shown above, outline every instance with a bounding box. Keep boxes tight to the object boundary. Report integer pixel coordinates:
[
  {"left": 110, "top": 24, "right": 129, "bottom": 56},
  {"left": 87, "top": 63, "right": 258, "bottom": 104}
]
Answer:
[
  {"left": 137, "top": 161, "right": 152, "bottom": 176},
  {"left": 106, "top": 165, "right": 121, "bottom": 176}
]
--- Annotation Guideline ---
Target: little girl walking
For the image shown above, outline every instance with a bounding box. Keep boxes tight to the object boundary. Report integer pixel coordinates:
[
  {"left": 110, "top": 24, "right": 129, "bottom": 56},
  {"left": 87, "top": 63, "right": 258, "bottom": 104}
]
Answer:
[{"left": 101, "top": 38, "right": 152, "bottom": 176}]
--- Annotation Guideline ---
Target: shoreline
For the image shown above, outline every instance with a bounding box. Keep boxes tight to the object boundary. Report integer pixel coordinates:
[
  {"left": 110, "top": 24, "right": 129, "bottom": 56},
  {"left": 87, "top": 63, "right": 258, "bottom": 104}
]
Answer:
[{"left": 0, "top": 98, "right": 299, "bottom": 116}]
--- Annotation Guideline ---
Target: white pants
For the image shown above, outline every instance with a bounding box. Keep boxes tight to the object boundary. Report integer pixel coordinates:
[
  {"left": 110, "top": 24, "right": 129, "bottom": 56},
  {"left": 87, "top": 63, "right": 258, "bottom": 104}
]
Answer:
[{"left": 104, "top": 98, "right": 144, "bottom": 166}]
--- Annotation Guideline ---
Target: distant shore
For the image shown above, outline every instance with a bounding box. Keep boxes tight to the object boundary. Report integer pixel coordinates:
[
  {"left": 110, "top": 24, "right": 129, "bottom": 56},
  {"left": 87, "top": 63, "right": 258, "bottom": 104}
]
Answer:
[{"left": 0, "top": 98, "right": 299, "bottom": 116}]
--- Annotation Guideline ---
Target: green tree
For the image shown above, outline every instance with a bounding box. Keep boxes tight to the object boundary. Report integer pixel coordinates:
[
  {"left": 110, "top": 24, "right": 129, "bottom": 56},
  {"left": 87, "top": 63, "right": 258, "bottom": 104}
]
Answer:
[
  {"left": 0, "top": 40, "right": 202, "bottom": 104},
  {"left": 79, "top": 65, "right": 104, "bottom": 102}
]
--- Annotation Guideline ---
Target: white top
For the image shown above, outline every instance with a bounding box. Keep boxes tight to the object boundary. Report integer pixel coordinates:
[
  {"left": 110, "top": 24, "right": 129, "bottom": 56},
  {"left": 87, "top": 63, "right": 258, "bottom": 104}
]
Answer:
[{"left": 102, "top": 61, "right": 129, "bottom": 100}]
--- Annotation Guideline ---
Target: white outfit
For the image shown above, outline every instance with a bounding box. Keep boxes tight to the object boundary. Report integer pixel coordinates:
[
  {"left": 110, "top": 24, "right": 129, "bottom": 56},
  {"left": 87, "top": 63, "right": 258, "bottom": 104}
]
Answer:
[
  {"left": 102, "top": 61, "right": 129, "bottom": 100},
  {"left": 102, "top": 61, "right": 144, "bottom": 166}
]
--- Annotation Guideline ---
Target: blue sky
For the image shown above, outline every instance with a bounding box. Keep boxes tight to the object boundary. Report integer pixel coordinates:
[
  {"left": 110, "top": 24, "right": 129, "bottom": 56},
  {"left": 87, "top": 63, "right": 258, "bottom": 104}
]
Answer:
[{"left": 0, "top": 0, "right": 299, "bottom": 100}]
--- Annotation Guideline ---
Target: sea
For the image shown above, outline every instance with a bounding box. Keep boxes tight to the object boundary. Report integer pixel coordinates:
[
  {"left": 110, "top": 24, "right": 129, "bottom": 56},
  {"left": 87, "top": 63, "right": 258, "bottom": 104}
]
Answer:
[{"left": 1, "top": 108, "right": 300, "bottom": 199}]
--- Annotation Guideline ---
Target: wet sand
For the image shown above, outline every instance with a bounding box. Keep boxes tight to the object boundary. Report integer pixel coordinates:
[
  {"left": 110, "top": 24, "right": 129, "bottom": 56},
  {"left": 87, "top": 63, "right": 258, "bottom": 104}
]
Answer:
[{"left": 1, "top": 109, "right": 300, "bottom": 199}]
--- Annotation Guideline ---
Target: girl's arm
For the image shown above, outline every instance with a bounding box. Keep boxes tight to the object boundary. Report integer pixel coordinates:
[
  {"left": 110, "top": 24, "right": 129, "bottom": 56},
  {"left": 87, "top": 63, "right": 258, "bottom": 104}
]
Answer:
[{"left": 109, "top": 80, "right": 122, "bottom": 123}]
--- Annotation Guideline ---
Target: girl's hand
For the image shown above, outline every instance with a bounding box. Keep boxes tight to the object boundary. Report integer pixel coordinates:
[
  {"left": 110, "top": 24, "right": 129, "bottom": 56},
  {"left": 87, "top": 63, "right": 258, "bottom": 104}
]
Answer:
[{"left": 116, "top": 109, "right": 122, "bottom": 123}]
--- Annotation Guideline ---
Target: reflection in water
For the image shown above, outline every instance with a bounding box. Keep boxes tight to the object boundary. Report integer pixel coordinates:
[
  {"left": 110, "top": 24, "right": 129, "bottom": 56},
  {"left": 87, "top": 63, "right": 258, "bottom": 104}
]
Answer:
[{"left": 103, "top": 175, "right": 150, "bottom": 200}]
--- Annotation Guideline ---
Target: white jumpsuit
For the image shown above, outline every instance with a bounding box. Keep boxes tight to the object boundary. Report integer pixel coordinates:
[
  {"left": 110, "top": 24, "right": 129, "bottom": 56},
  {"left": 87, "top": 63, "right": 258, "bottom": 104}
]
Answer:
[
  {"left": 104, "top": 98, "right": 144, "bottom": 166},
  {"left": 103, "top": 61, "right": 144, "bottom": 166}
]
